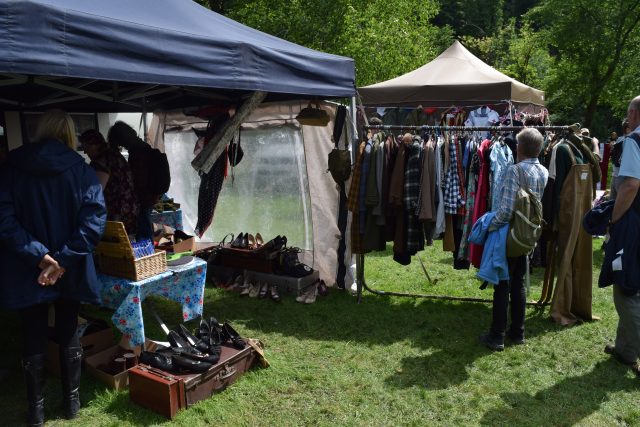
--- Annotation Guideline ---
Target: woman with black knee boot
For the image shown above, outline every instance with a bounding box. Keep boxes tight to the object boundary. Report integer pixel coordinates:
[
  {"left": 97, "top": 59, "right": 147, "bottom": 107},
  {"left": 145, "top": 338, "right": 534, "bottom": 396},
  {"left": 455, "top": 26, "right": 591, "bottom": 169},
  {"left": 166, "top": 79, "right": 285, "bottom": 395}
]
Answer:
[{"left": 0, "top": 110, "right": 106, "bottom": 426}]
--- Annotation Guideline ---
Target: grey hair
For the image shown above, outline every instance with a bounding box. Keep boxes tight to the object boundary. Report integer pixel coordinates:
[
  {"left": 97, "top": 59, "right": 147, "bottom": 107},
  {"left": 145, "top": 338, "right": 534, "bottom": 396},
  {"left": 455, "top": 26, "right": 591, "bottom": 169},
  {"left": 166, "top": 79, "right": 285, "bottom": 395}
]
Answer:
[
  {"left": 629, "top": 95, "right": 640, "bottom": 112},
  {"left": 516, "top": 128, "right": 544, "bottom": 158}
]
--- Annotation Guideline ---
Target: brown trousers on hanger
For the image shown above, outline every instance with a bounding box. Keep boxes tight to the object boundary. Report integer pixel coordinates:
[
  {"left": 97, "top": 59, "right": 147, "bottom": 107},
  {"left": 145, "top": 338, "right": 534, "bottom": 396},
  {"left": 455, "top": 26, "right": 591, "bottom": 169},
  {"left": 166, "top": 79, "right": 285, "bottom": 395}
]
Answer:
[{"left": 550, "top": 163, "right": 594, "bottom": 325}]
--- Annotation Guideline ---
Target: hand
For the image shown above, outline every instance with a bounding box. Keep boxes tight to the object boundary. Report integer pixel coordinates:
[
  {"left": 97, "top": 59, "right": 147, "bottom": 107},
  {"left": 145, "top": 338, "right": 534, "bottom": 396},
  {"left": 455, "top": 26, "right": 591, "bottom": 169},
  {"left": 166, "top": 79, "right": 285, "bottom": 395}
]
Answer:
[
  {"left": 38, "top": 264, "right": 65, "bottom": 286},
  {"left": 38, "top": 254, "right": 58, "bottom": 270},
  {"left": 38, "top": 254, "right": 65, "bottom": 286}
]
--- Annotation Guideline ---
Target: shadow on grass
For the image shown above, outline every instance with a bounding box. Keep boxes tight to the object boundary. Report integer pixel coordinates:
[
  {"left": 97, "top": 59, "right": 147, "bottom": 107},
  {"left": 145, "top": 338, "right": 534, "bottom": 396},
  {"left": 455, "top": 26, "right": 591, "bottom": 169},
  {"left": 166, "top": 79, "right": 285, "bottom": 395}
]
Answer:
[
  {"left": 185, "top": 288, "right": 564, "bottom": 391},
  {"left": 480, "top": 359, "right": 638, "bottom": 426}
]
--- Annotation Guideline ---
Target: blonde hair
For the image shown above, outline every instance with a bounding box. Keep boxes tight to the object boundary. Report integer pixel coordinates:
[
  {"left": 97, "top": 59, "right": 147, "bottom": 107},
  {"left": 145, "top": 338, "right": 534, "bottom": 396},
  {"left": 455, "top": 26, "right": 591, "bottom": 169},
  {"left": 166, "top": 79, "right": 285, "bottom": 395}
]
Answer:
[{"left": 34, "top": 110, "right": 77, "bottom": 150}]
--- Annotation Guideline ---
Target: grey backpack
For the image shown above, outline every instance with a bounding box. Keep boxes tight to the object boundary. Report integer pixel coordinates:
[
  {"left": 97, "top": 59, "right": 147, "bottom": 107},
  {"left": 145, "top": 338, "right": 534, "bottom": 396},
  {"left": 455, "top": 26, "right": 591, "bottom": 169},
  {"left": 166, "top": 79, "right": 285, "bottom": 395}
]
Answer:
[{"left": 506, "top": 165, "right": 544, "bottom": 257}]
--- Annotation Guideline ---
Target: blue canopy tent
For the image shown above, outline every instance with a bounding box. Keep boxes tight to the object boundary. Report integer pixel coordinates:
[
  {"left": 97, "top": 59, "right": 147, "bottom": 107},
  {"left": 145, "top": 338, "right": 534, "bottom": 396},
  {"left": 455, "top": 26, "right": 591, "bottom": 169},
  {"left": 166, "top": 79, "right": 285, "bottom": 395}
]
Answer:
[{"left": 0, "top": 0, "right": 355, "bottom": 111}]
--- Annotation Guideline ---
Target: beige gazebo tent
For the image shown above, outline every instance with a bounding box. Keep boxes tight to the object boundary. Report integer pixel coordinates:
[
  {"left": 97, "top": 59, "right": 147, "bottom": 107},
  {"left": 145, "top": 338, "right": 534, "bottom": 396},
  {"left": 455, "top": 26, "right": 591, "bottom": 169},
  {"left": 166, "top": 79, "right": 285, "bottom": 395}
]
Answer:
[{"left": 358, "top": 40, "right": 544, "bottom": 107}]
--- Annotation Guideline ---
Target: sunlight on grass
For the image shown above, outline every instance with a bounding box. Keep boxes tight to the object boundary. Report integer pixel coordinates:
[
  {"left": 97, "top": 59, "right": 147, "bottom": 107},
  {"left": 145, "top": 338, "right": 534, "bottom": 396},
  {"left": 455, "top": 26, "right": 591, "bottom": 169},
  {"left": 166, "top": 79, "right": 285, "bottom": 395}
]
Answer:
[{"left": 0, "top": 240, "right": 638, "bottom": 426}]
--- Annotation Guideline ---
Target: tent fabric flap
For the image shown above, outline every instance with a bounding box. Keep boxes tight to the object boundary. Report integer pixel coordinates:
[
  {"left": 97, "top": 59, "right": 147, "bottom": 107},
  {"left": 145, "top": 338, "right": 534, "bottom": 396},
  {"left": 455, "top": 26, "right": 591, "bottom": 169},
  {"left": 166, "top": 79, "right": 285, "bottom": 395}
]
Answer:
[
  {"left": 358, "top": 40, "right": 544, "bottom": 107},
  {"left": 0, "top": 0, "right": 355, "bottom": 99}
]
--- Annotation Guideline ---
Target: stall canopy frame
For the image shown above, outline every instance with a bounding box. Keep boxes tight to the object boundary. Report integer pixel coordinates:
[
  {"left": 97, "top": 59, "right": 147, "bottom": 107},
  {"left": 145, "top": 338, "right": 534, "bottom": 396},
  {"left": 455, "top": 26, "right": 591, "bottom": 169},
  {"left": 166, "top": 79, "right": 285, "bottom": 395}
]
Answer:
[
  {"left": 0, "top": 0, "right": 355, "bottom": 112},
  {"left": 355, "top": 124, "right": 573, "bottom": 305}
]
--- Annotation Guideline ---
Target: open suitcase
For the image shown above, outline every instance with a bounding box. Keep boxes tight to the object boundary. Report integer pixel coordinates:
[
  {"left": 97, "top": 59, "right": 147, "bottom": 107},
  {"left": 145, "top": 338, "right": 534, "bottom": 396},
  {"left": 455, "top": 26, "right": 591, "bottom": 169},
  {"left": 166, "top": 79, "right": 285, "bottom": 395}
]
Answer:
[{"left": 129, "top": 343, "right": 259, "bottom": 418}]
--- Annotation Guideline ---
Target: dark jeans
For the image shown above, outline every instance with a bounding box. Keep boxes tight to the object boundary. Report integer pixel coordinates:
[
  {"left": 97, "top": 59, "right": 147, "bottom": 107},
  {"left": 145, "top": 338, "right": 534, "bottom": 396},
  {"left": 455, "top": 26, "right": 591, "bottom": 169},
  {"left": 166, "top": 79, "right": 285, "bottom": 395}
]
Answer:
[
  {"left": 136, "top": 207, "right": 154, "bottom": 240},
  {"left": 19, "top": 299, "right": 80, "bottom": 358},
  {"left": 490, "top": 255, "right": 526, "bottom": 341}
]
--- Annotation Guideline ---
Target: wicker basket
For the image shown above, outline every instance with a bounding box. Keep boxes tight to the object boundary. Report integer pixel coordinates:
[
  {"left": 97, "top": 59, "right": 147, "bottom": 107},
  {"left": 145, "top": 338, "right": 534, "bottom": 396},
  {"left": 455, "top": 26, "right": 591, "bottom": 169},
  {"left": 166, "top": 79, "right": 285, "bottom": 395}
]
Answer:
[{"left": 96, "top": 221, "right": 167, "bottom": 281}]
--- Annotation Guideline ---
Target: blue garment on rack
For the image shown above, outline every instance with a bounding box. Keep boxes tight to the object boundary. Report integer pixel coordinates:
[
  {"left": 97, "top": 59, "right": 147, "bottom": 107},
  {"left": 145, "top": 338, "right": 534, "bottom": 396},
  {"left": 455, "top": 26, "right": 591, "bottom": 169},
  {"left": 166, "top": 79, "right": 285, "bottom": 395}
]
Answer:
[{"left": 470, "top": 212, "right": 509, "bottom": 285}]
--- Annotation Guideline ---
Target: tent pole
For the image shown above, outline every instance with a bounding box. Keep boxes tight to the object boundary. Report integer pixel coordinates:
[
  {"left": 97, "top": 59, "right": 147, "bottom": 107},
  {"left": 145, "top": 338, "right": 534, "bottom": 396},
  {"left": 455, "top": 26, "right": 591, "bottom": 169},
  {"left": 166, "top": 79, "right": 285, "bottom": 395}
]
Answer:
[{"left": 142, "top": 96, "right": 148, "bottom": 142}]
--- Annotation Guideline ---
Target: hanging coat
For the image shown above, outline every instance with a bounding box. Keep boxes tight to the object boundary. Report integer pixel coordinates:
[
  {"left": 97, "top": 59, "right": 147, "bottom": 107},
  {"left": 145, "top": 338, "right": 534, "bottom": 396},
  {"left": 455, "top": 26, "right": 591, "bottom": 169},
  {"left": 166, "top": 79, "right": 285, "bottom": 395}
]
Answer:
[{"left": 0, "top": 139, "right": 107, "bottom": 310}]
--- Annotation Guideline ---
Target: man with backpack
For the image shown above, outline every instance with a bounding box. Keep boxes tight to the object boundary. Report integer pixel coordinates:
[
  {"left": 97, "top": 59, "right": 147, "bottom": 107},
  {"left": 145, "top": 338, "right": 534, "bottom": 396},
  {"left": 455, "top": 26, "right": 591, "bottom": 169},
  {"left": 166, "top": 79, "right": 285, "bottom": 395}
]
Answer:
[
  {"left": 108, "top": 121, "right": 171, "bottom": 240},
  {"left": 603, "top": 95, "right": 640, "bottom": 376},
  {"left": 479, "top": 128, "right": 548, "bottom": 351}
]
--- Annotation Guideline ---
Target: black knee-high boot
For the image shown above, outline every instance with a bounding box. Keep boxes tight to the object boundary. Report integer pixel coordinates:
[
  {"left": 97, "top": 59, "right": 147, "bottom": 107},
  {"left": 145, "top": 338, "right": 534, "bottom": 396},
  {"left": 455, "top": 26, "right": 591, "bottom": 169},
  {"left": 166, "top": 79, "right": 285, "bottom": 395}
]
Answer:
[
  {"left": 60, "top": 346, "right": 82, "bottom": 419},
  {"left": 23, "top": 354, "right": 46, "bottom": 427}
]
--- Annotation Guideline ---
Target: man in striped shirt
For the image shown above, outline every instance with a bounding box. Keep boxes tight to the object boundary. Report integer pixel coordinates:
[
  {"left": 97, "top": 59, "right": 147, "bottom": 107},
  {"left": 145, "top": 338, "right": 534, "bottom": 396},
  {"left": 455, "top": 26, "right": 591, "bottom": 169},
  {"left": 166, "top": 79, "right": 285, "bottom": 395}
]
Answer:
[{"left": 480, "top": 128, "right": 549, "bottom": 351}]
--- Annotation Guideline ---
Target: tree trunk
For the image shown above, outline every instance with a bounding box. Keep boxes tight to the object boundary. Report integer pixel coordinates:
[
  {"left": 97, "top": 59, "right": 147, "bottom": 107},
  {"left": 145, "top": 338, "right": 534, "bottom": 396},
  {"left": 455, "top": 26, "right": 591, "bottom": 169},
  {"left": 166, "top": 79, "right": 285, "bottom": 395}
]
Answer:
[{"left": 583, "top": 91, "right": 601, "bottom": 129}]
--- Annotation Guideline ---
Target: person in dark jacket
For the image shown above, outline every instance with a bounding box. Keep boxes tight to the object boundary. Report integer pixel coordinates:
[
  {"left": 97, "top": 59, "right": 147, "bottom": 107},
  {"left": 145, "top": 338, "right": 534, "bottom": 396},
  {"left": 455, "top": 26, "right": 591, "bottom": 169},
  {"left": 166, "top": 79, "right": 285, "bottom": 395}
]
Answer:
[
  {"left": 603, "top": 95, "right": 640, "bottom": 377},
  {"left": 107, "top": 121, "right": 160, "bottom": 239},
  {"left": 0, "top": 110, "right": 106, "bottom": 426}
]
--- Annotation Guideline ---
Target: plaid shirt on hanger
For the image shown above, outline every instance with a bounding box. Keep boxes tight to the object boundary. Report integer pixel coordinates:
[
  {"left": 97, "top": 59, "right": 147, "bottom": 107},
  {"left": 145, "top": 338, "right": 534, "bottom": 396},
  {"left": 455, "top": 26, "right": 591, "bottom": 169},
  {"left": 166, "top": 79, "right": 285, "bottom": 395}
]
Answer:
[{"left": 443, "top": 135, "right": 465, "bottom": 214}]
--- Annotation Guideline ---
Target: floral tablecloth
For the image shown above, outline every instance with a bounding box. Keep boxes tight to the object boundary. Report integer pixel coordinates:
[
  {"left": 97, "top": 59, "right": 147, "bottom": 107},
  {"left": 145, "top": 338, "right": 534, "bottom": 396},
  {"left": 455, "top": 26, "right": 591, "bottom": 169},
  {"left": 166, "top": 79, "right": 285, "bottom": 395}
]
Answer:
[
  {"left": 151, "top": 209, "right": 183, "bottom": 231},
  {"left": 98, "top": 257, "right": 206, "bottom": 346}
]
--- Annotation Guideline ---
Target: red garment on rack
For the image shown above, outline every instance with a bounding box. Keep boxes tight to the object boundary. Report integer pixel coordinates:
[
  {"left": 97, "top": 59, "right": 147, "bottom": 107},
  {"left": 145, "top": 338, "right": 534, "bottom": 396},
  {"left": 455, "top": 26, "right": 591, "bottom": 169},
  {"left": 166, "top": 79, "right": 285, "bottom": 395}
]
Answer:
[{"left": 469, "top": 139, "right": 492, "bottom": 267}]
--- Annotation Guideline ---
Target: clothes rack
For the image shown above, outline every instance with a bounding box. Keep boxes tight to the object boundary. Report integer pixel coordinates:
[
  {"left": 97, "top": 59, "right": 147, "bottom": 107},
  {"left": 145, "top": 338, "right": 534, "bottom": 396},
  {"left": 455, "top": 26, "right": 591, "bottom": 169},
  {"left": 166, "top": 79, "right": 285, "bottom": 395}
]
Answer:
[{"left": 355, "top": 124, "right": 572, "bottom": 305}]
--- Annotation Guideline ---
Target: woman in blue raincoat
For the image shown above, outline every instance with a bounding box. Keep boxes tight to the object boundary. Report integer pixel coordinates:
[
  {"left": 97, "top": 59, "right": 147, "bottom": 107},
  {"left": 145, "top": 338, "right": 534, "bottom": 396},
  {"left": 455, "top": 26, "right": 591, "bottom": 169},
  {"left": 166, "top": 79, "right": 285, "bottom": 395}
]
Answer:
[{"left": 0, "top": 110, "right": 106, "bottom": 426}]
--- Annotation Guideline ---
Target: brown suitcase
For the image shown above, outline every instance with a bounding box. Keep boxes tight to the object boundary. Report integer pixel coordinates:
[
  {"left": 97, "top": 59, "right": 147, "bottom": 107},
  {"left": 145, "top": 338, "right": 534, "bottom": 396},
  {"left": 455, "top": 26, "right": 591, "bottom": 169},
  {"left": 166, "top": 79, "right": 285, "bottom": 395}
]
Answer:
[
  {"left": 182, "top": 344, "right": 257, "bottom": 406},
  {"left": 128, "top": 344, "right": 259, "bottom": 418},
  {"left": 128, "top": 364, "right": 188, "bottom": 419}
]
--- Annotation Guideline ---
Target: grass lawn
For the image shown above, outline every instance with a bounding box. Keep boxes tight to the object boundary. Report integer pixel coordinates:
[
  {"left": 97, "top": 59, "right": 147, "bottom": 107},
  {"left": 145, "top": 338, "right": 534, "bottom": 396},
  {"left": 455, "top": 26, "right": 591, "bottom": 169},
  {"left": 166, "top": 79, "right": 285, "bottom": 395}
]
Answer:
[{"left": 0, "top": 241, "right": 639, "bottom": 426}]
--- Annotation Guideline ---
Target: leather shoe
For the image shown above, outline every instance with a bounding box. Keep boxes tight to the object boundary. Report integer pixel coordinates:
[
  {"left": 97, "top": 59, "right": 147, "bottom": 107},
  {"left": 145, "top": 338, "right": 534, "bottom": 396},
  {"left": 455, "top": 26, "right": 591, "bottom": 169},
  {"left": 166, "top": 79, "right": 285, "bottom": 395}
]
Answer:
[
  {"left": 604, "top": 344, "right": 640, "bottom": 377},
  {"left": 222, "top": 322, "right": 246, "bottom": 349},
  {"left": 230, "top": 232, "right": 244, "bottom": 248},
  {"left": 478, "top": 333, "right": 504, "bottom": 351},
  {"left": 171, "top": 354, "right": 212, "bottom": 373},
  {"left": 140, "top": 351, "right": 174, "bottom": 372},
  {"left": 178, "top": 324, "right": 210, "bottom": 353}
]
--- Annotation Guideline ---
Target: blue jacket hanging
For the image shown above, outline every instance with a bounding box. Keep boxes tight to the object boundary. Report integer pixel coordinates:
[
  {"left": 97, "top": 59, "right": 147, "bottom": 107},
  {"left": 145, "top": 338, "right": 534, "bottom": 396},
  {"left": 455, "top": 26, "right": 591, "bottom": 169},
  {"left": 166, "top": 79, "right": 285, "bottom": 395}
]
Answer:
[{"left": 469, "top": 212, "right": 509, "bottom": 285}]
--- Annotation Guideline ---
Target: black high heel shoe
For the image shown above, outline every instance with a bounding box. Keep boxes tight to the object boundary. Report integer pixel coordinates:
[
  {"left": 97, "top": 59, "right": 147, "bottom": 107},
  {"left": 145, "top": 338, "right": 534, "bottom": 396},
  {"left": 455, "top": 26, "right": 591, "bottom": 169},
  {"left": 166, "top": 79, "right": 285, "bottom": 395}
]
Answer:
[
  {"left": 140, "top": 351, "right": 174, "bottom": 372},
  {"left": 222, "top": 322, "right": 246, "bottom": 349},
  {"left": 230, "top": 232, "right": 245, "bottom": 248},
  {"left": 178, "top": 324, "right": 210, "bottom": 353},
  {"left": 171, "top": 354, "right": 212, "bottom": 373}
]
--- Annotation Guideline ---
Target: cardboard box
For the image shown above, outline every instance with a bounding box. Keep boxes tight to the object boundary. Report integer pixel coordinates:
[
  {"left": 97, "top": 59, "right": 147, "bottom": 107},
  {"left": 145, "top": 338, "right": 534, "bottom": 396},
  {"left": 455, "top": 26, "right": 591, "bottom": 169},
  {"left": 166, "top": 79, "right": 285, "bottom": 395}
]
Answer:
[
  {"left": 173, "top": 237, "right": 195, "bottom": 253},
  {"left": 46, "top": 322, "right": 114, "bottom": 376},
  {"left": 85, "top": 340, "right": 160, "bottom": 390}
]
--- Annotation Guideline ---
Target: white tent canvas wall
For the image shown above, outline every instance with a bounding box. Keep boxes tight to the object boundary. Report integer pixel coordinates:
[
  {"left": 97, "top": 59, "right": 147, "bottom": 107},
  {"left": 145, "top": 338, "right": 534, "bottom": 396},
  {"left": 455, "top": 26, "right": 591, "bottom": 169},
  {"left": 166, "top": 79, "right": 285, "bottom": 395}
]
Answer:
[
  {"left": 148, "top": 101, "right": 354, "bottom": 288},
  {"left": 358, "top": 40, "right": 544, "bottom": 108}
]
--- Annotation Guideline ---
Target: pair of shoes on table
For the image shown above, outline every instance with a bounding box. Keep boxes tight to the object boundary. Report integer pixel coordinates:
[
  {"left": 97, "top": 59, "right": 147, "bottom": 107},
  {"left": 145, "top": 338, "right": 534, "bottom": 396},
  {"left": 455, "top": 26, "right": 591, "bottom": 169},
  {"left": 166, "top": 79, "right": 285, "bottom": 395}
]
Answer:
[
  {"left": 230, "top": 232, "right": 265, "bottom": 249},
  {"left": 296, "top": 284, "right": 318, "bottom": 304},
  {"left": 604, "top": 344, "right": 640, "bottom": 377},
  {"left": 478, "top": 333, "right": 504, "bottom": 352},
  {"left": 254, "top": 235, "right": 287, "bottom": 253}
]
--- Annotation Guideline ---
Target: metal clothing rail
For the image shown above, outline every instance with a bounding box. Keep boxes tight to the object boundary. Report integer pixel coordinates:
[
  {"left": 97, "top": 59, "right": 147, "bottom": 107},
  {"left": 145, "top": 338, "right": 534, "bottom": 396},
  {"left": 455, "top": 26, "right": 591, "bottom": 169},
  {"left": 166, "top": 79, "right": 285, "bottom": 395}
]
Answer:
[
  {"left": 354, "top": 123, "right": 568, "bottom": 305},
  {"left": 362, "top": 125, "right": 572, "bottom": 132}
]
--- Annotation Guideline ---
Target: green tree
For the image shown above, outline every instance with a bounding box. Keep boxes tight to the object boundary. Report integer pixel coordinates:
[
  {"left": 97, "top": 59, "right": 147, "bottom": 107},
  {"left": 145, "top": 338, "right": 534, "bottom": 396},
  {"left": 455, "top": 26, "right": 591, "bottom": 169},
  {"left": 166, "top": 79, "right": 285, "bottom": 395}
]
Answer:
[
  {"left": 225, "top": 0, "right": 452, "bottom": 86},
  {"left": 528, "top": 0, "right": 640, "bottom": 128}
]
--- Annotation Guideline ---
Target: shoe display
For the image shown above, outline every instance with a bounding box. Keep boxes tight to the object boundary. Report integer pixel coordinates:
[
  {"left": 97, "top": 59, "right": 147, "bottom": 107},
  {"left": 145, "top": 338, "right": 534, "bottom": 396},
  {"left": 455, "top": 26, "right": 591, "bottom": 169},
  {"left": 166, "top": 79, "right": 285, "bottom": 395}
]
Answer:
[
  {"left": 171, "top": 354, "right": 212, "bottom": 373},
  {"left": 258, "top": 282, "right": 269, "bottom": 299},
  {"left": 139, "top": 351, "right": 174, "bottom": 372},
  {"left": 178, "top": 324, "right": 210, "bottom": 353},
  {"left": 317, "top": 280, "right": 328, "bottom": 297},
  {"left": 478, "top": 333, "right": 504, "bottom": 352},
  {"left": 296, "top": 285, "right": 315, "bottom": 303},
  {"left": 304, "top": 286, "right": 318, "bottom": 304},
  {"left": 240, "top": 282, "right": 252, "bottom": 296},
  {"left": 270, "top": 284, "right": 281, "bottom": 303},
  {"left": 230, "top": 232, "right": 245, "bottom": 248},
  {"left": 249, "top": 282, "right": 261, "bottom": 298},
  {"left": 222, "top": 322, "right": 246, "bottom": 349}
]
